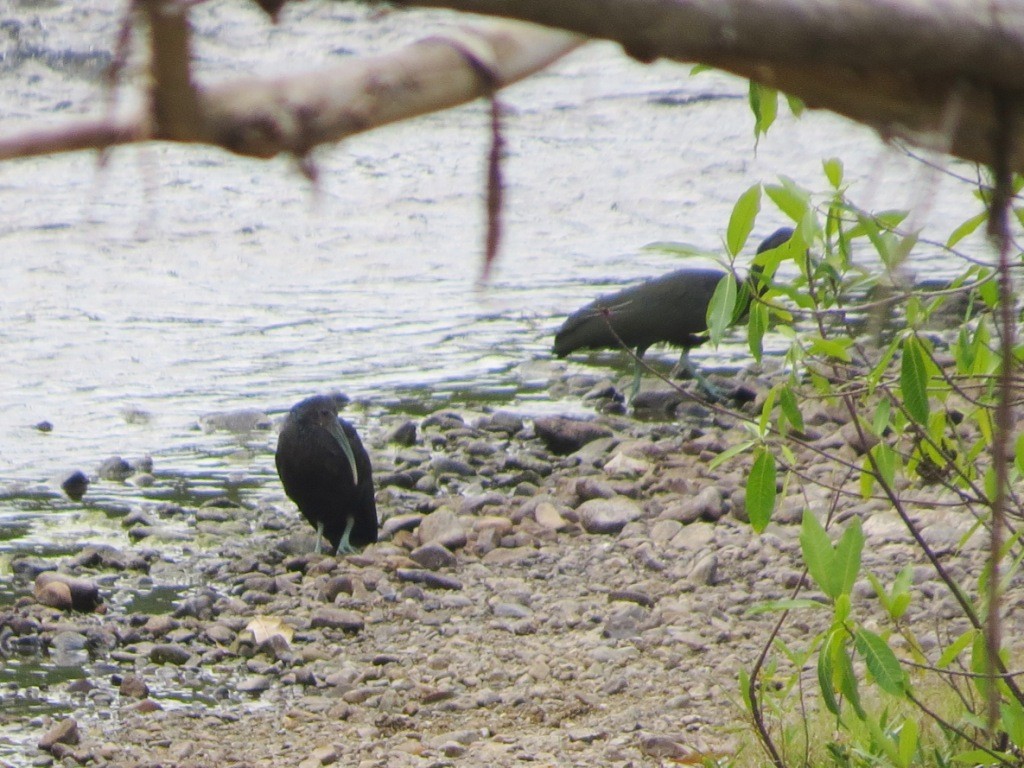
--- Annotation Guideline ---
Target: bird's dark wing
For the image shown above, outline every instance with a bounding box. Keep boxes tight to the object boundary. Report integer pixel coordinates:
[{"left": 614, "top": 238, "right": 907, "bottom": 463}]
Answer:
[
  {"left": 276, "top": 423, "right": 355, "bottom": 515},
  {"left": 553, "top": 268, "right": 728, "bottom": 356},
  {"left": 339, "top": 419, "right": 378, "bottom": 546}
]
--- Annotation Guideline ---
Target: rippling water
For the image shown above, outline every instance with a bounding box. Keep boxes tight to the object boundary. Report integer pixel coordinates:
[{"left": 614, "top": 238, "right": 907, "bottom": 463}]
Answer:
[{"left": 0, "top": 3, "right": 986, "bottom": 534}]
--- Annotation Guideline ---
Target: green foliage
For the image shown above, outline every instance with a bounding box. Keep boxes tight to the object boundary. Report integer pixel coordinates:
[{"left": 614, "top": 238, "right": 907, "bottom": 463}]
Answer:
[
  {"left": 800, "top": 512, "right": 863, "bottom": 600},
  {"left": 707, "top": 273, "right": 738, "bottom": 347},
  {"left": 728, "top": 184, "right": 762, "bottom": 257},
  {"left": 748, "top": 298, "right": 768, "bottom": 361},
  {"left": 900, "top": 335, "right": 930, "bottom": 424},
  {"left": 719, "top": 156, "right": 1024, "bottom": 766},
  {"left": 746, "top": 447, "right": 777, "bottom": 532},
  {"left": 749, "top": 82, "right": 778, "bottom": 142}
]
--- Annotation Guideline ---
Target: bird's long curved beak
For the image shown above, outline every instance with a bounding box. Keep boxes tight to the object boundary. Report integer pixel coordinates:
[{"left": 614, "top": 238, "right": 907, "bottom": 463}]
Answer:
[{"left": 326, "top": 419, "right": 359, "bottom": 485}]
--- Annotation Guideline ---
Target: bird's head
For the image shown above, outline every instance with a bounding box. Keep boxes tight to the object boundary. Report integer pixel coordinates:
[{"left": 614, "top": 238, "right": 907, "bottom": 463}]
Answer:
[
  {"left": 291, "top": 395, "right": 340, "bottom": 429},
  {"left": 288, "top": 394, "right": 360, "bottom": 485}
]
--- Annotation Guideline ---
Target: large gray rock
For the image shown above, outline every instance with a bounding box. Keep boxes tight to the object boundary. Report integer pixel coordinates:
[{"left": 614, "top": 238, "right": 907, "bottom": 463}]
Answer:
[
  {"left": 577, "top": 496, "right": 643, "bottom": 535},
  {"left": 417, "top": 508, "right": 468, "bottom": 550},
  {"left": 533, "top": 416, "right": 613, "bottom": 455}
]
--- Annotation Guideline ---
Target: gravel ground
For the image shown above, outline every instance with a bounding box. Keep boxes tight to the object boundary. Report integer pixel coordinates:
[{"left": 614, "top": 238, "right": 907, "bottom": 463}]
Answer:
[{"left": 1, "top": 370, "right": 1006, "bottom": 768}]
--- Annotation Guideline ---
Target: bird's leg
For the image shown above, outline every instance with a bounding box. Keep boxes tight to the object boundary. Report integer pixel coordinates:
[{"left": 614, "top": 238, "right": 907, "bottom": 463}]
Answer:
[
  {"left": 314, "top": 520, "right": 324, "bottom": 555},
  {"left": 628, "top": 349, "right": 646, "bottom": 402},
  {"left": 334, "top": 516, "right": 358, "bottom": 556},
  {"left": 675, "top": 350, "right": 724, "bottom": 402}
]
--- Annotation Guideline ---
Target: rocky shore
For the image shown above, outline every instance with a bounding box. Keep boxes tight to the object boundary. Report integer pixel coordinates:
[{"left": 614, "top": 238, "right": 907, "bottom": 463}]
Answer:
[{"left": 0, "top": 369, "right": 994, "bottom": 768}]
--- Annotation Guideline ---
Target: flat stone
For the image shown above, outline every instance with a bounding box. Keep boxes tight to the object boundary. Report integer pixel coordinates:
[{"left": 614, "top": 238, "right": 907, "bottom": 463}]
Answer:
[
  {"left": 417, "top": 508, "right": 467, "bottom": 550},
  {"left": 150, "top": 644, "right": 191, "bottom": 665},
  {"left": 198, "top": 408, "right": 273, "bottom": 433},
  {"left": 237, "top": 676, "right": 273, "bottom": 694},
  {"left": 310, "top": 608, "right": 364, "bottom": 632},
  {"left": 119, "top": 674, "right": 149, "bottom": 699},
  {"left": 577, "top": 496, "right": 642, "bottom": 535},
  {"left": 669, "top": 522, "right": 715, "bottom": 550},
  {"left": 839, "top": 422, "right": 880, "bottom": 454},
  {"left": 97, "top": 456, "right": 133, "bottom": 481},
  {"left": 660, "top": 486, "right": 725, "bottom": 523},
  {"left": 650, "top": 519, "right": 683, "bottom": 543},
  {"left": 385, "top": 420, "right": 418, "bottom": 446},
  {"left": 381, "top": 513, "right": 424, "bottom": 538},
  {"left": 533, "top": 502, "right": 569, "bottom": 531},
  {"left": 34, "top": 572, "right": 103, "bottom": 612},
  {"left": 410, "top": 542, "right": 457, "bottom": 570},
  {"left": 38, "top": 718, "right": 79, "bottom": 750},
  {"left": 481, "top": 546, "right": 539, "bottom": 566},
  {"left": 689, "top": 553, "right": 719, "bottom": 585},
  {"left": 533, "top": 416, "right": 613, "bottom": 455},
  {"left": 396, "top": 569, "right": 463, "bottom": 590}
]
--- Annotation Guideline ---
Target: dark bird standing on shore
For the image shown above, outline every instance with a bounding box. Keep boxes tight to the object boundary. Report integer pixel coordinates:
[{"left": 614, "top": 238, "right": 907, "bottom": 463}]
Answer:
[
  {"left": 275, "top": 395, "right": 378, "bottom": 555},
  {"left": 553, "top": 227, "right": 795, "bottom": 395}
]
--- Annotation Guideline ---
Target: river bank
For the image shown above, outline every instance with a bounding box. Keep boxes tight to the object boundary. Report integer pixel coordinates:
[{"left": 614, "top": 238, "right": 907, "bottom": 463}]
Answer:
[{"left": 0, "top": 366, "right": 993, "bottom": 767}]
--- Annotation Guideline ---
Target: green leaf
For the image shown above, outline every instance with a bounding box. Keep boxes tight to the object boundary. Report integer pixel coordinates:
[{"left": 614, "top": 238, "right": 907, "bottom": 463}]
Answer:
[
  {"left": 971, "top": 629, "right": 991, "bottom": 698},
  {"left": 808, "top": 335, "right": 854, "bottom": 362},
  {"left": 784, "top": 93, "right": 805, "bottom": 115},
  {"left": 984, "top": 465, "right": 998, "bottom": 506},
  {"left": 748, "top": 300, "right": 767, "bottom": 362},
  {"left": 860, "top": 453, "right": 876, "bottom": 498},
  {"left": 889, "top": 566, "right": 913, "bottom": 620},
  {"left": 835, "top": 635, "right": 865, "bottom": 718},
  {"left": 898, "top": 717, "right": 919, "bottom": 768},
  {"left": 1015, "top": 432, "right": 1024, "bottom": 476},
  {"left": 707, "top": 438, "right": 757, "bottom": 470},
  {"left": 746, "top": 448, "right": 777, "bottom": 532},
  {"left": 727, "top": 184, "right": 762, "bottom": 257},
  {"left": 800, "top": 511, "right": 835, "bottom": 598},
  {"left": 953, "top": 748, "right": 1013, "bottom": 765},
  {"left": 901, "top": 335, "right": 930, "bottom": 424},
  {"left": 1003, "top": 701, "right": 1024, "bottom": 748},
  {"left": 758, "top": 385, "right": 778, "bottom": 439},
  {"left": 871, "top": 442, "right": 897, "bottom": 489},
  {"left": 779, "top": 385, "right": 805, "bottom": 433},
  {"left": 872, "top": 398, "right": 891, "bottom": 436},
  {"left": 745, "top": 598, "right": 826, "bottom": 615},
  {"left": 875, "top": 209, "right": 911, "bottom": 230},
  {"left": 823, "top": 157, "right": 844, "bottom": 188},
  {"left": 867, "top": 340, "right": 899, "bottom": 391},
  {"left": 818, "top": 630, "right": 842, "bottom": 716},
  {"left": 866, "top": 572, "right": 889, "bottom": 612},
  {"left": 749, "top": 82, "right": 778, "bottom": 139},
  {"left": 979, "top": 278, "right": 999, "bottom": 309},
  {"left": 855, "top": 628, "right": 907, "bottom": 696},
  {"left": 938, "top": 628, "right": 978, "bottom": 669},
  {"left": 738, "top": 668, "right": 752, "bottom": 710},
  {"left": 641, "top": 240, "right": 713, "bottom": 257},
  {"left": 947, "top": 210, "right": 987, "bottom": 248},
  {"left": 765, "top": 177, "right": 810, "bottom": 223},
  {"left": 833, "top": 592, "right": 851, "bottom": 625},
  {"left": 832, "top": 517, "right": 864, "bottom": 598},
  {"left": 706, "top": 274, "right": 738, "bottom": 346}
]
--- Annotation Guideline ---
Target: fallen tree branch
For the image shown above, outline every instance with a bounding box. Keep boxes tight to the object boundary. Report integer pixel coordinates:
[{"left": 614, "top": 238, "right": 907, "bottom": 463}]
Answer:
[
  {"left": 0, "top": 19, "right": 584, "bottom": 161},
  {"left": 387, "top": 0, "right": 1024, "bottom": 171}
]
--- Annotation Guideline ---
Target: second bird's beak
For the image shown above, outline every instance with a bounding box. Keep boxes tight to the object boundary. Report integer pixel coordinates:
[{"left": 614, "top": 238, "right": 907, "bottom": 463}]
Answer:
[{"left": 326, "top": 418, "right": 359, "bottom": 485}]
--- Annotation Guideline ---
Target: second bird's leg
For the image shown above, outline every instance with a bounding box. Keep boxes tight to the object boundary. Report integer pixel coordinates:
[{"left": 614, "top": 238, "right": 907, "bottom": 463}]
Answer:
[
  {"left": 334, "top": 516, "right": 357, "bottom": 556},
  {"left": 627, "top": 348, "right": 647, "bottom": 402},
  {"left": 314, "top": 521, "right": 324, "bottom": 555},
  {"left": 673, "top": 350, "right": 724, "bottom": 402}
]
